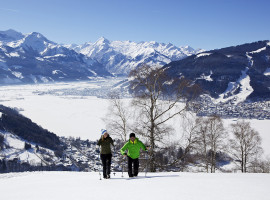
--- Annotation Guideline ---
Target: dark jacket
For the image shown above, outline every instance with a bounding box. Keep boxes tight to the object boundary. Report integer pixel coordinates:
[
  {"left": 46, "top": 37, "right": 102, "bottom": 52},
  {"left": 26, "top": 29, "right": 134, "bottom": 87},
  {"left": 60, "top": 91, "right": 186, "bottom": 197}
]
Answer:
[{"left": 97, "top": 135, "right": 114, "bottom": 154}]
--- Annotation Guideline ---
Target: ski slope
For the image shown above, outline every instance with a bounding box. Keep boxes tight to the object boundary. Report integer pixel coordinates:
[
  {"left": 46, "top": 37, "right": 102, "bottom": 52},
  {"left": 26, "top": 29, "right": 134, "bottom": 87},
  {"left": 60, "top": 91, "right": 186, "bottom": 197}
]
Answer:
[{"left": 0, "top": 172, "right": 269, "bottom": 200}]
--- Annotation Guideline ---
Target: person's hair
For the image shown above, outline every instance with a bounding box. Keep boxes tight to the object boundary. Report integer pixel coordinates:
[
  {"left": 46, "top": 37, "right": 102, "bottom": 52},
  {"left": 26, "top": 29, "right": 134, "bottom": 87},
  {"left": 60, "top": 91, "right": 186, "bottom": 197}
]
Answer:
[
  {"left": 129, "top": 133, "right": 135, "bottom": 138},
  {"left": 101, "top": 133, "right": 109, "bottom": 141}
]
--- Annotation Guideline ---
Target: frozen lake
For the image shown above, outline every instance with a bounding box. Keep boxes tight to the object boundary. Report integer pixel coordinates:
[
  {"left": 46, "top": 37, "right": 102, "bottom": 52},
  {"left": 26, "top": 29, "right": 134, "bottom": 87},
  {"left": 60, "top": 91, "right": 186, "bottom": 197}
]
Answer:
[{"left": 0, "top": 79, "right": 125, "bottom": 141}]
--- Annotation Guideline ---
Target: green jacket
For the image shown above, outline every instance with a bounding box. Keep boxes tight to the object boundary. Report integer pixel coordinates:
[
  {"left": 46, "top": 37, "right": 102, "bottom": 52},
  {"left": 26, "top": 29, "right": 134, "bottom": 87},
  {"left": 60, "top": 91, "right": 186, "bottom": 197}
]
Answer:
[
  {"left": 120, "top": 138, "right": 146, "bottom": 159},
  {"left": 97, "top": 136, "right": 114, "bottom": 154}
]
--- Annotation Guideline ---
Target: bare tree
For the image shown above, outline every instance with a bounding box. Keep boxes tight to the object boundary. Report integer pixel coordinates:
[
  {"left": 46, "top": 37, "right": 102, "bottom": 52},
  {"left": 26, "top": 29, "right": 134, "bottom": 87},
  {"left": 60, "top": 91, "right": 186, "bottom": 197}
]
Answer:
[
  {"left": 229, "top": 120, "right": 263, "bottom": 173},
  {"left": 161, "top": 114, "right": 202, "bottom": 171},
  {"left": 195, "top": 117, "right": 210, "bottom": 172},
  {"left": 259, "top": 156, "right": 270, "bottom": 173},
  {"left": 104, "top": 93, "right": 131, "bottom": 142},
  {"left": 196, "top": 115, "right": 227, "bottom": 173},
  {"left": 249, "top": 156, "right": 270, "bottom": 173},
  {"left": 129, "top": 64, "right": 201, "bottom": 172}
]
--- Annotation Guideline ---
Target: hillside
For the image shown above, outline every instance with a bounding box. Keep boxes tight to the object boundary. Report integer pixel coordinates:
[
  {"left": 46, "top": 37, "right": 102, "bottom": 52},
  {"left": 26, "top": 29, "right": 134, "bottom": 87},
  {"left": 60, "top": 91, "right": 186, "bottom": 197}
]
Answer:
[
  {"left": 0, "top": 172, "right": 269, "bottom": 200},
  {"left": 163, "top": 40, "right": 270, "bottom": 102},
  {"left": 0, "top": 104, "right": 69, "bottom": 172},
  {"left": 0, "top": 104, "right": 61, "bottom": 150}
]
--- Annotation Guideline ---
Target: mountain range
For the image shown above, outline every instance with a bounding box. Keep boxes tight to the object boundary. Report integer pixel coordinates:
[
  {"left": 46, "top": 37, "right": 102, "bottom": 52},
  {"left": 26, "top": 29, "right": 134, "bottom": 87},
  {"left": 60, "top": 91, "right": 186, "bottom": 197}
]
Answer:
[
  {"left": 0, "top": 29, "right": 200, "bottom": 84},
  {"left": 0, "top": 29, "right": 111, "bottom": 85},
  {"left": 67, "top": 37, "right": 202, "bottom": 75}
]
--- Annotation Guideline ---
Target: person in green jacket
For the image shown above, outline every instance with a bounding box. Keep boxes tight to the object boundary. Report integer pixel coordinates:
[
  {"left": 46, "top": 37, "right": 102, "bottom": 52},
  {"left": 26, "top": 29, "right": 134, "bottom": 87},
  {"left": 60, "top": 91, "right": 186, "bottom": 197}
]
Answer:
[
  {"left": 97, "top": 129, "right": 114, "bottom": 179},
  {"left": 120, "top": 133, "right": 147, "bottom": 177}
]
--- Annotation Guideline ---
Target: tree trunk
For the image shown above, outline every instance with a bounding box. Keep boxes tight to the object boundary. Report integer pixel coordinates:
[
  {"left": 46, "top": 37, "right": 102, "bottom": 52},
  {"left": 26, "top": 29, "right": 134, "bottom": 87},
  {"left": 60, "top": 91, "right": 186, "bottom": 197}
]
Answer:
[
  {"left": 149, "top": 121, "right": 156, "bottom": 171},
  {"left": 244, "top": 153, "right": 247, "bottom": 173},
  {"left": 241, "top": 152, "right": 244, "bottom": 173}
]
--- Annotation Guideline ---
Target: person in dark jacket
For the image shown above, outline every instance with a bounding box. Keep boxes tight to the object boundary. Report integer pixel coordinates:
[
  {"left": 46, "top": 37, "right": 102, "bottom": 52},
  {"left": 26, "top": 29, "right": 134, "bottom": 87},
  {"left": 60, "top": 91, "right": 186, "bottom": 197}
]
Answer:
[
  {"left": 120, "top": 133, "right": 147, "bottom": 177},
  {"left": 97, "top": 129, "right": 114, "bottom": 179}
]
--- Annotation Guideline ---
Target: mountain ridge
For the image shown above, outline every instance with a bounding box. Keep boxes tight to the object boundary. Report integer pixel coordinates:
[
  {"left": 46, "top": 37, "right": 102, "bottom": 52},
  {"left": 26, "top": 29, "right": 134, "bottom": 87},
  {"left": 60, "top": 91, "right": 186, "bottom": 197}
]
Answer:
[
  {"left": 163, "top": 40, "right": 270, "bottom": 102},
  {"left": 68, "top": 36, "right": 203, "bottom": 74}
]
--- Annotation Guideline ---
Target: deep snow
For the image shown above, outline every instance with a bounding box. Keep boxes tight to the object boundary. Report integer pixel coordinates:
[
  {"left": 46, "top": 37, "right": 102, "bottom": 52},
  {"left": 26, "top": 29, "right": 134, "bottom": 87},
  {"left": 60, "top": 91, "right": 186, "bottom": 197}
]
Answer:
[{"left": 0, "top": 172, "right": 269, "bottom": 200}]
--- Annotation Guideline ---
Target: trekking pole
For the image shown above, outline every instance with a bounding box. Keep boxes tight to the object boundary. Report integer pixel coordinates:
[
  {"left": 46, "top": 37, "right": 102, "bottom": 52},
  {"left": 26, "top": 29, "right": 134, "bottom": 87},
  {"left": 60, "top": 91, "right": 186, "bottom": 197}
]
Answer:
[
  {"left": 98, "top": 153, "right": 102, "bottom": 180},
  {"left": 113, "top": 146, "right": 116, "bottom": 176},
  {"left": 96, "top": 145, "right": 102, "bottom": 180},
  {"left": 121, "top": 156, "right": 125, "bottom": 177},
  {"left": 145, "top": 150, "right": 149, "bottom": 177}
]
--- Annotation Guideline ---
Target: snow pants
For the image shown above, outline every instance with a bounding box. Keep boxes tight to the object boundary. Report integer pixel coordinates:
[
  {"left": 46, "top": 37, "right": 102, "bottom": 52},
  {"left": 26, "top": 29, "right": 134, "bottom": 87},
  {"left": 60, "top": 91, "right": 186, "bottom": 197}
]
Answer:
[
  {"left": 100, "top": 154, "right": 112, "bottom": 177},
  {"left": 127, "top": 156, "right": 139, "bottom": 177}
]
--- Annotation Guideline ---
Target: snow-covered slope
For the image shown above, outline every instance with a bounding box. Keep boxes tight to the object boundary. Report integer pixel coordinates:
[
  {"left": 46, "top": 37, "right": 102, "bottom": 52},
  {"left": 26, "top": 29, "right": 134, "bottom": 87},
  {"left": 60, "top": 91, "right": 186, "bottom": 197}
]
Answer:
[
  {"left": 215, "top": 67, "right": 254, "bottom": 104},
  {"left": 0, "top": 131, "right": 58, "bottom": 166},
  {"left": 0, "top": 172, "right": 269, "bottom": 200},
  {"left": 68, "top": 37, "right": 203, "bottom": 74}
]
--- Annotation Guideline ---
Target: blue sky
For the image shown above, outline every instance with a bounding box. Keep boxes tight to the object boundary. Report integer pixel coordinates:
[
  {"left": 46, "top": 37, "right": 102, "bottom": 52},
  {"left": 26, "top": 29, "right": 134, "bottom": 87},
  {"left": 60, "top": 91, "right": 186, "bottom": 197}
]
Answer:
[{"left": 0, "top": 0, "right": 269, "bottom": 50}]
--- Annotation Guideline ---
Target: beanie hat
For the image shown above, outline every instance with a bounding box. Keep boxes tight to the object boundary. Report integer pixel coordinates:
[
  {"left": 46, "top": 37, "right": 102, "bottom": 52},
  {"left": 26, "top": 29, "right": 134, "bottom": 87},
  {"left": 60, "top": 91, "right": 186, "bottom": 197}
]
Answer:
[
  {"left": 129, "top": 133, "right": 135, "bottom": 138},
  {"left": 101, "top": 129, "right": 107, "bottom": 135}
]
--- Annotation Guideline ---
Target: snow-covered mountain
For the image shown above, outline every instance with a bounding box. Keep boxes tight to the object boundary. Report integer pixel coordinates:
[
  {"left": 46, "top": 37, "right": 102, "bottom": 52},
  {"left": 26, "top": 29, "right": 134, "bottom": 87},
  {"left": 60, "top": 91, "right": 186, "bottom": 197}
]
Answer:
[
  {"left": 0, "top": 29, "right": 202, "bottom": 84},
  {"left": 67, "top": 37, "right": 203, "bottom": 74},
  {"left": 0, "top": 29, "right": 111, "bottom": 85},
  {"left": 163, "top": 40, "right": 270, "bottom": 102}
]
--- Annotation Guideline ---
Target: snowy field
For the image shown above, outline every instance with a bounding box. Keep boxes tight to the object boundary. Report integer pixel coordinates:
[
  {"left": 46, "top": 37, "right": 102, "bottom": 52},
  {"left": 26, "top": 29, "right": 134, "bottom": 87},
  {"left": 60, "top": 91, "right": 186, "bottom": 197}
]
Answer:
[
  {"left": 0, "top": 171, "right": 269, "bottom": 200},
  {"left": 0, "top": 79, "right": 270, "bottom": 156}
]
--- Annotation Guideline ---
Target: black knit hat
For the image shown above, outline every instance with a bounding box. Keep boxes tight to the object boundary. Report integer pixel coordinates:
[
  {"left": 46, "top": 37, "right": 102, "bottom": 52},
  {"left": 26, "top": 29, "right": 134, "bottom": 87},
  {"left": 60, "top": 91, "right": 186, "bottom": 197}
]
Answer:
[{"left": 129, "top": 133, "right": 136, "bottom": 138}]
